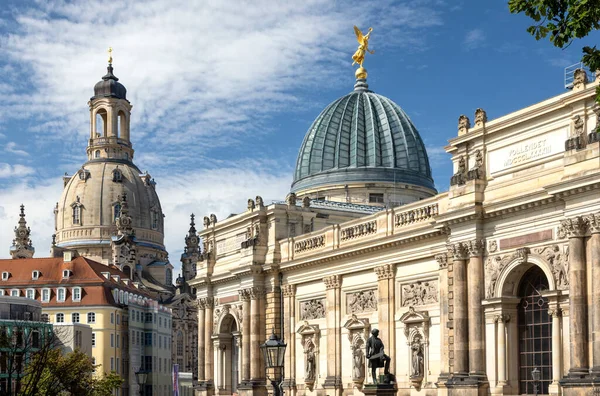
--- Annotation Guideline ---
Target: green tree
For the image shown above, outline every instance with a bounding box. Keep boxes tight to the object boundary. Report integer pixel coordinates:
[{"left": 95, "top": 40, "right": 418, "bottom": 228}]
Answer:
[
  {"left": 509, "top": 0, "right": 600, "bottom": 99},
  {"left": 19, "top": 349, "right": 123, "bottom": 396}
]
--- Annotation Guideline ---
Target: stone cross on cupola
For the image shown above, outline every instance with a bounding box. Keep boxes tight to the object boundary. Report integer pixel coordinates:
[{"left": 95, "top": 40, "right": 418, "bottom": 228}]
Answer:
[
  {"left": 86, "top": 48, "right": 134, "bottom": 163},
  {"left": 10, "top": 204, "right": 35, "bottom": 259}
]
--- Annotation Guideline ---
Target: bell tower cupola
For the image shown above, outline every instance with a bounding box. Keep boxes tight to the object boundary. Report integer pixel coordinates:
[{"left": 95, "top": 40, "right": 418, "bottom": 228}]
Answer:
[{"left": 87, "top": 47, "right": 134, "bottom": 162}]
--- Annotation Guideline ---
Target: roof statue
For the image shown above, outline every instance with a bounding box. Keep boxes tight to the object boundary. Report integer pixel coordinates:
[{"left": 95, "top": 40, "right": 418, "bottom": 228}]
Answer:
[
  {"left": 107, "top": 47, "right": 113, "bottom": 64},
  {"left": 352, "top": 26, "right": 374, "bottom": 79}
]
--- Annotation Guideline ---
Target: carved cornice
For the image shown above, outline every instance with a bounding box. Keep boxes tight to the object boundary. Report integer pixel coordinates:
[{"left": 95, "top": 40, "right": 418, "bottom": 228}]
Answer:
[
  {"left": 323, "top": 275, "right": 341, "bottom": 289},
  {"left": 560, "top": 216, "right": 589, "bottom": 238},
  {"left": 587, "top": 213, "right": 600, "bottom": 234},
  {"left": 282, "top": 284, "right": 296, "bottom": 298},
  {"left": 435, "top": 254, "right": 448, "bottom": 269},
  {"left": 450, "top": 242, "right": 468, "bottom": 260},
  {"left": 374, "top": 264, "right": 395, "bottom": 280},
  {"left": 467, "top": 239, "right": 484, "bottom": 257}
]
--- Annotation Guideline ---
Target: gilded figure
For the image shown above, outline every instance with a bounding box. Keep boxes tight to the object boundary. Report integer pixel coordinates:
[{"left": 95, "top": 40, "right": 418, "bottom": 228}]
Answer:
[{"left": 352, "top": 26, "right": 375, "bottom": 68}]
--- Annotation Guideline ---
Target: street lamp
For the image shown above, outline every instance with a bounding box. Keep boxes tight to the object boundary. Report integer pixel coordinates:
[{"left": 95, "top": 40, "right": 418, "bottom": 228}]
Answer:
[
  {"left": 531, "top": 367, "right": 541, "bottom": 396},
  {"left": 260, "top": 330, "right": 287, "bottom": 396},
  {"left": 135, "top": 368, "right": 148, "bottom": 396}
]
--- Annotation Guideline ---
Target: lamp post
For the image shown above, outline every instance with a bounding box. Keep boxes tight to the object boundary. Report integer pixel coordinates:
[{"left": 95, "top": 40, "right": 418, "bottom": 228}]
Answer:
[
  {"left": 260, "top": 330, "right": 287, "bottom": 396},
  {"left": 135, "top": 368, "right": 148, "bottom": 396},
  {"left": 531, "top": 367, "right": 541, "bottom": 396}
]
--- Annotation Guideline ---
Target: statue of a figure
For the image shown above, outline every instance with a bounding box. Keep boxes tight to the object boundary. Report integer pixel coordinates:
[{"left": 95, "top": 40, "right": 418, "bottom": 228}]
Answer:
[
  {"left": 410, "top": 338, "right": 424, "bottom": 377},
  {"left": 352, "top": 26, "right": 375, "bottom": 68},
  {"left": 365, "top": 328, "right": 391, "bottom": 384},
  {"left": 353, "top": 344, "right": 365, "bottom": 380},
  {"left": 305, "top": 343, "right": 316, "bottom": 380}
]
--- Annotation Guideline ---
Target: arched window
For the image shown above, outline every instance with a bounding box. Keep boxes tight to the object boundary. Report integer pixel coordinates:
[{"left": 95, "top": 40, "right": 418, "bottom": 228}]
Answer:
[
  {"left": 176, "top": 331, "right": 184, "bottom": 356},
  {"left": 113, "top": 203, "right": 121, "bottom": 222},
  {"left": 112, "top": 168, "right": 122, "bottom": 183},
  {"left": 96, "top": 109, "right": 107, "bottom": 137},
  {"left": 123, "top": 265, "right": 131, "bottom": 279},
  {"left": 94, "top": 150, "right": 100, "bottom": 159},
  {"left": 151, "top": 210, "right": 159, "bottom": 230},
  {"left": 72, "top": 205, "right": 81, "bottom": 225},
  {"left": 118, "top": 111, "right": 127, "bottom": 139},
  {"left": 166, "top": 269, "right": 173, "bottom": 286}
]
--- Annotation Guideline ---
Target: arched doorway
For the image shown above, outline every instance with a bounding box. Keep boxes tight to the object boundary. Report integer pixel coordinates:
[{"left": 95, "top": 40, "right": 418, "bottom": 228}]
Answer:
[
  {"left": 517, "top": 266, "right": 552, "bottom": 395},
  {"left": 216, "top": 314, "right": 240, "bottom": 395}
]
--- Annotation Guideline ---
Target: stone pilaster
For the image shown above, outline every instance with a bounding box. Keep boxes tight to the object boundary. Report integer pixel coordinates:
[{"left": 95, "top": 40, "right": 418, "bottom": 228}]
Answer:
[
  {"left": 548, "top": 308, "right": 563, "bottom": 390},
  {"left": 249, "top": 287, "right": 266, "bottom": 382},
  {"left": 196, "top": 296, "right": 215, "bottom": 396},
  {"left": 588, "top": 213, "right": 600, "bottom": 375},
  {"left": 323, "top": 275, "right": 342, "bottom": 396},
  {"left": 449, "top": 242, "right": 469, "bottom": 377},
  {"left": 282, "top": 284, "right": 297, "bottom": 396},
  {"left": 467, "top": 240, "right": 485, "bottom": 378},
  {"left": 375, "top": 264, "right": 396, "bottom": 375},
  {"left": 494, "top": 314, "right": 510, "bottom": 387},
  {"left": 239, "top": 289, "right": 252, "bottom": 383},
  {"left": 197, "top": 299, "right": 206, "bottom": 382},
  {"left": 436, "top": 253, "right": 451, "bottom": 383},
  {"left": 562, "top": 216, "right": 589, "bottom": 377}
]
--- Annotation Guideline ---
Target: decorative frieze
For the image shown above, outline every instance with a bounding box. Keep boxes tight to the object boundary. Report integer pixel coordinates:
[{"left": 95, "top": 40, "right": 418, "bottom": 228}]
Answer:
[
  {"left": 435, "top": 254, "right": 448, "bottom": 269},
  {"left": 341, "top": 220, "right": 377, "bottom": 241},
  {"left": 395, "top": 203, "right": 439, "bottom": 227},
  {"left": 323, "top": 274, "right": 341, "bottom": 289},
  {"left": 299, "top": 299, "right": 326, "bottom": 320},
  {"left": 533, "top": 245, "right": 569, "bottom": 289},
  {"left": 346, "top": 289, "right": 377, "bottom": 314},
  {"left": 294, "top": 235, "right": 325, "bottom": 253},
  {"left": 401, "top": 280, "right": 438, "bottom": 307},
  {"left": 375, "top": 264, "right": 395, "bottom": 280}
]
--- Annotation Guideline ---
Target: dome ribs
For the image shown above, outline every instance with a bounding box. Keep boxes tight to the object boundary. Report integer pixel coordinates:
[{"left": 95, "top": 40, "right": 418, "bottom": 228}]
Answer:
[{"left": 333, "top": 94, "right": 355, "bottom": 170}]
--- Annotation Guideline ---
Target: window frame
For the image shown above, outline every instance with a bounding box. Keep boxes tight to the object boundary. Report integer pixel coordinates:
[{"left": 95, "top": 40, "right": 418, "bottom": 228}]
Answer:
[
  {"left": 56, "top": 313, "right": 64, "bottom": 323},
  {"left": 72, "top": 287, "right": 81, "bottom": 302},
  {"left": 92, "top": 332, "right": 96, "bottom": 347},
  {"left": 87, "top": 312, "right": 96, "bottom": 324},
  {"left": 57, "top": 287, "right": 66, "bottom": 302},
  {"left": 31, "top": 270, "right": 39, "bottom": 280},
  {"left": 1, "top": 272, "right": 9, "bottom": 281},
  {"left": 72, "top": 312, "right": 80, "bottom": 323},
  {"left": 42, "top": 288, "right": 50, "bottom": 303},
  {"left": 10, "top": 289, "right": 19, "bottom": 297},
  {"left": 72, "top": 205, "right": 81, "bottom": 225},
  {"left": 25, "top": 288, "right": 35, "bottom": 300}
]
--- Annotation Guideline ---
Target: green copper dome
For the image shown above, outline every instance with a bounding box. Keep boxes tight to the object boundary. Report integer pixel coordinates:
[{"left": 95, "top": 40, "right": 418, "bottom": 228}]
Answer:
[{"left": 291, "top": 78, "right": 435, "bottom": 193}]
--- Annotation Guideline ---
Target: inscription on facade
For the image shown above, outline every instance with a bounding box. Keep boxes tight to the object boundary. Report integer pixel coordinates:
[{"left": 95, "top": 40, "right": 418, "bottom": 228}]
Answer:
[
  {"left": 216, "top": 233, "right": 247, "bottom": 256},
  {"left": 299, "top": 298, "right": 326, "bottom": 320},
  {"left": 346, "top": 290, "right": 377, "bottom": 314},
  {"left": 489, "top": 128, "right": 567, "bottom": 173},
  {"left": 401, "top": 280, "right": 438, "bottom": 306}
]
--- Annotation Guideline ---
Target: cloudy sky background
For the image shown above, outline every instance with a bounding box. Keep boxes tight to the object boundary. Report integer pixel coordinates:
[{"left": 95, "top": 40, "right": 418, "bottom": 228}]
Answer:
[{"left": 1, "top": 0, "right": 599, "bottom": 275}]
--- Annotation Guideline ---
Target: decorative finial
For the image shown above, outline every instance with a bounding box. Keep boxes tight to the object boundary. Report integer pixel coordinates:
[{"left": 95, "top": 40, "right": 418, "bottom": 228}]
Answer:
[
  {"left": 190, "top": 213, "right": 195, "bottom": 227},
  {"left": 352, "top": 26, "right": 374, "bottom": 80},
  {"left": 108, "top": 47, "right": 113, "bottom": 64}
]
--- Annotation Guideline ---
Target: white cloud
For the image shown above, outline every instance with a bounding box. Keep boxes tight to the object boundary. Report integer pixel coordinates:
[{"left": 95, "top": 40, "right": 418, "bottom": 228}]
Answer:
[
  {"left": 463, "top": 28, "right": 486, "bottom": 50},
  {"left": 0, "top": 163, "right": 35, "bottom": 178},
  {"left": 4, "top": 142, "right": 30, "bottom": 156}
]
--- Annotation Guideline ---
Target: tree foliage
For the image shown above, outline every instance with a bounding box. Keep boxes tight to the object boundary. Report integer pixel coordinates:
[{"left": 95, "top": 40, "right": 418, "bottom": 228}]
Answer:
[
  {"left": 19, "top": 349, "right": 123, "bottom": 396},
  {"left": 508, "top": 0, "right": 600, "bottom": 71}
]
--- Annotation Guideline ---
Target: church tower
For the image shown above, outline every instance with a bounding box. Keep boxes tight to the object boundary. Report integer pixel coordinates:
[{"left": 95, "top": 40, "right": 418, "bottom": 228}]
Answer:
[
  {"left": 9, "top": 205, "right": 35, "bottom": 259},
  {"left": 54, "top": 51, "right": 172, "bottom": 292},
  {"left": 178, "top": 214, "right": 199, "bottom": 295}
]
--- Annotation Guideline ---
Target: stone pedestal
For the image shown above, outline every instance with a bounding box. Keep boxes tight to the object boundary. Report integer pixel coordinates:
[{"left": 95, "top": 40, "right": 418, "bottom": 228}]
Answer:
[
  {"left": 238, "top": 381, "right": 267, "bottom": 396},
  {"left": 363, "top": 383, "right": 398, "bottom": 396},
  {"left": 194, "top": 380, "right": 214, "bottom": 396},
  {"left": 559, "top": 377, "right": 595, "bottom": 396},
  {"left": 446, "top": 375, "right": 489, "bottom": 396}
]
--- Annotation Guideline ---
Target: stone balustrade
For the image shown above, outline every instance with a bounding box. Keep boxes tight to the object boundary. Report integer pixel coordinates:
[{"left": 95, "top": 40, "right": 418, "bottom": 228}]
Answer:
[
  {"left": 394, "top": 203, "right": 439, "bottom": 227},
  {"left": 294, "top": 235, "right": 326, "bottom": 253},
  {"left": 340, "top": 220, "right": 377, "bottom": 241}
]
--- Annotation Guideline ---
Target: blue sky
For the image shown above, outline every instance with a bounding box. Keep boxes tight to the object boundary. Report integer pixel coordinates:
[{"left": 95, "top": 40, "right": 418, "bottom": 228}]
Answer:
[{"left": 0, "top": 0, "right": 598, "bottom": 273}]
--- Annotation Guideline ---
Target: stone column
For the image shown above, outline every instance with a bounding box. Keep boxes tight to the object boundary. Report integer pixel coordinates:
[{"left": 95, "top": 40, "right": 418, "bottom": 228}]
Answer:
[
  {"left": 436, "top": 254, "right": 450, "bottom": 381},
  {"left": 561, "top": 216, "right": 589, "bottom": 376},
  {"left": 250, "top": 287, "right": 265, "bottom": 382},
  {"left": 548, "top": 308, "right": 563, "bottom": 385},
  {"left": 197, "top": 300, "right": 206, "bottom": 382},
  {"left": 374, "top": 264, "right": 396, "bottom": 375},
  {"left": 239, "top": 289, "right": 252, "bottom": 383},
  {"left": 202, "top": 297, "right": 215, "bottom": 388},
  {"left": 495, "top": 314, "right": 510, "bottom": 386},
  {"left": 467, "top": 240, "right": 485, "bottom": 377},
  {"left": 588, "top": 213, "right": 600, "bottom": 374},
  {"left": 451, "top": 242, "right": 469, "bottom": 376},
  {"left": 282, "top": 284, "right": 297, "bottom": 395},
  {"left": 323, "top": 275, "right": 342, "bottom": 395}
]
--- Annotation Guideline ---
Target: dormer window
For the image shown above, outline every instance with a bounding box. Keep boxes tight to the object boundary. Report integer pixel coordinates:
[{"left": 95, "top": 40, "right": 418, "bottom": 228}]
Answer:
[
  {"left": 71, "top": 199, "right": 83, "bottom": 226},
  {"left": 32, "top": 270, "right": 40, "bottom": 280},
  {"left": 57, "top": 287, "right": 66, "bottom": 302},
  {"left": 62, "top": 270, "right": 71, "bottom": 279},
  {"left": 78, "top": 168, "right": 90, "bottom": 181},
  {"left": 72, "top": 287, "right": 81, "bottom": 302},
  {"left": 2, "top": 272, "right": 9, "bottom": 281},
  {"left": 112, "top": 168, "right": 123, "bottom": 183}
]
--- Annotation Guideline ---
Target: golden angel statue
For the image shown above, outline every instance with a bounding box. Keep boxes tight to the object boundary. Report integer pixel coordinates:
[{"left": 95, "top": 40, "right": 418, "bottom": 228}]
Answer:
[{"left": 352, "top": 26, "right": 374, "bottom": 68}]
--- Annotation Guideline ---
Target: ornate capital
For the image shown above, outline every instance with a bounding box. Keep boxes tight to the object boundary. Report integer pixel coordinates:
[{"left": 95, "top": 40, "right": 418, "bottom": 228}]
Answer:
[
  {"left": 493, "top": 313, "right": 510, "bottom": 323},
  {"left": 548, "top": 308, "right": 562, "bottom": 317},
  {"left": 586, "top": 213, "right": 600, "bottom": 234},
  {"left": 323, "top": 275, "right": 341, "bottom": 289},
  {"left": 374, "top": 264, "right": 395, "bottom": 280},
  {"left": 435, "top": 254, "right": 448, "bottom": 269},
  {"left": 238, "top": 288, "right": 252, "bottom": 302},
  {"left": 198, "top": 297, "right": 215, "bottom": 309},
  {"left": 282, "top": 284, "right": 296, "bottom": 298},
  {"left": 450, "top": 243, "right": 468, "bottom": 260},
  {"left": 467, "top": 239, "right": 484, "bottom": 257},
  {"left": 248, "top": 286, "right": 265, "bottom": 300},
  {"left": 560, "top": 216, "right": 589, "bottom": 238}
]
